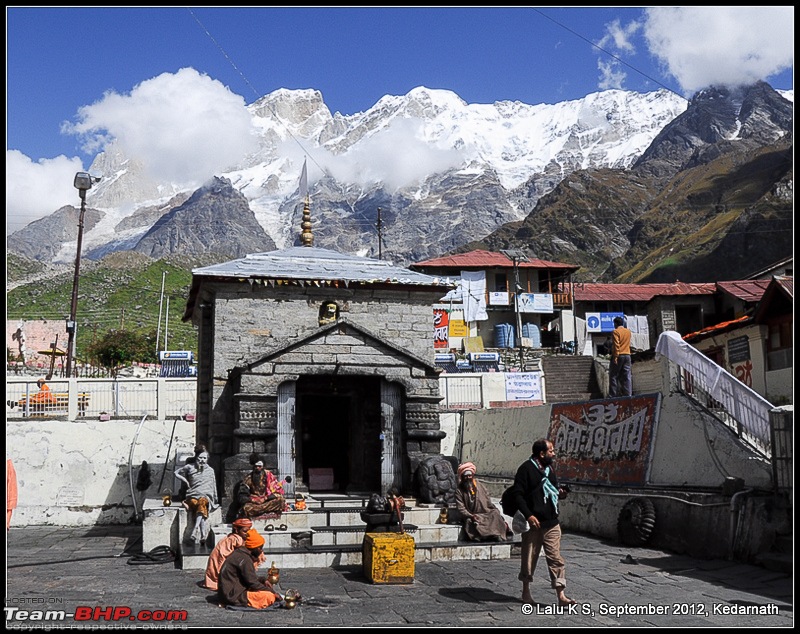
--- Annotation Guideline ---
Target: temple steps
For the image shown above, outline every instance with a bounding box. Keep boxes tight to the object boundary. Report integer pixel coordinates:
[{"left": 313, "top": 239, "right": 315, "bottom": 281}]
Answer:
[{"left": 153, "top": 493, "right": 521, "bottom": 571}]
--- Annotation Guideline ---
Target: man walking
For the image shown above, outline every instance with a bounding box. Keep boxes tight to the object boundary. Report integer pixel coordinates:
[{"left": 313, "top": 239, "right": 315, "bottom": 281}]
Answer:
[
  {"left": 512, "top": 439, "right": 576, "bottom": 606},
  {"left": 609, "top": 316, "right": 632, "bottom": 396}
]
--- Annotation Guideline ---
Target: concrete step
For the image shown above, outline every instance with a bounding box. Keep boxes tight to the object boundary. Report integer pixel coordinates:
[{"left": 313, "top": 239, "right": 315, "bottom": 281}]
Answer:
[
  {"left": 180, "top": 533, "right": 522, "bottom": 570},
  {"left": 147, "top": 493, "right": 521, "bottom": 571}
]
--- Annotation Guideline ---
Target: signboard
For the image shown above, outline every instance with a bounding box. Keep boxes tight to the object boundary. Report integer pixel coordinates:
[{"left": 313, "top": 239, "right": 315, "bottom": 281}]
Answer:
[
  {"left": 488, "top": 292, "right": 510, "bottom": 306},
  {"left": 549, "top": 394, "right": 660, "bottom": 485},
  {"left": 727, "top": 336, "right": 750, "bottom": 364},
  {"left": 518, "top": 293, "right": 554, "bottom": 314},
  {"left": 505, "top": 372, "right": 543, "bottom": 401},
  {"left": 586, "top": 312, "right": 625, "bottom": 333},
  {"left": 449, "top": 319, "right": 468, "bottom": 337},
  {"left": 433, "top": 308, "right": 449, "bottom": 349}
]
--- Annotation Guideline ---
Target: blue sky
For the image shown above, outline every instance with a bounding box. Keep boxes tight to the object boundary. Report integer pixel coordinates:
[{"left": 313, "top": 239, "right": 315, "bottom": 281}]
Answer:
[{"left": 5, "top": 7, "right": 794, "bottom": 232}]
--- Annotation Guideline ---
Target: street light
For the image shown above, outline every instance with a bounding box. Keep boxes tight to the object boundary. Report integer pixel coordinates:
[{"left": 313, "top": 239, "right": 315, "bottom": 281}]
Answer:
[
  {"left": 501, "top": 249, "right": 529, "bottom": 371},
  {"left": 65, "top": 171, "right": 100, "bottom": 378}
]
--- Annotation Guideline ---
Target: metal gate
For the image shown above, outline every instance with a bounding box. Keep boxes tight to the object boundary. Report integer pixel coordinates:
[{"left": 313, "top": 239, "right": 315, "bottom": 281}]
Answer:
[
  {"left": 277, "top": 381, "right": 296, "bottom": 497},
  {"left": 380, "top": 380, "right": 403, "bottom": 493}
]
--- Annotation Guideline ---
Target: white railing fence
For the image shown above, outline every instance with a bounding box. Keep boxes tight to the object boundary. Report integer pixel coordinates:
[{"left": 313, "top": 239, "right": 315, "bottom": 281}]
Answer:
[
  {"left": 6, "top": 377, "right": 196, "bottom": 421},
  {"left": 655, "top": 331, "right": 773, "bottom": 457}
]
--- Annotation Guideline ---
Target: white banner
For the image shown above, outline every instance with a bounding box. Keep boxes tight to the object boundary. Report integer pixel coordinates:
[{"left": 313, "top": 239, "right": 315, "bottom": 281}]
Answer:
[{"left": 505, "top": 372, "right": 543, "bottom": 401}]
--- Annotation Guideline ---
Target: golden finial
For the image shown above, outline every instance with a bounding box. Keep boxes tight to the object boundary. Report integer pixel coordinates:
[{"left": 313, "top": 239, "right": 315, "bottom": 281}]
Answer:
[{"left": 300, "top": 200, "right": 313, "bottom": 247}]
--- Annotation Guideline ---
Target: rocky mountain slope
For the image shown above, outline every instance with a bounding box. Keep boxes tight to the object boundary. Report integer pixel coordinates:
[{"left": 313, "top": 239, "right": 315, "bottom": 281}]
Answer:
[
  {"left": 459, "top": 82, "right": 793, "bottom": 282},
  {"left": 6, "top": 83, "right": 792, "bottom": 286}
]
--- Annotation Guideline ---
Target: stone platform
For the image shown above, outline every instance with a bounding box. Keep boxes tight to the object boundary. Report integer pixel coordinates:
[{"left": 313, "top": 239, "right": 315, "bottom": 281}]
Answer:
[{"left": 142, "top": 494, "right": 519, "bottom": 570}]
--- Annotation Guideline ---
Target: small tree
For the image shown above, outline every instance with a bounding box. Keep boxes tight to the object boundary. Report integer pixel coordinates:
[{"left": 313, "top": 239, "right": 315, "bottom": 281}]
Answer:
[{"left": 87, "top": 329, "right": 158, "bottom": 376}]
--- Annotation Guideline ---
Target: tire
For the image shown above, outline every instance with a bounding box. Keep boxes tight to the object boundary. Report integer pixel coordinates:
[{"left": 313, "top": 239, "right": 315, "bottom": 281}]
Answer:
[{"left": 617, "top": 497, "right": 656, "bottom": 546}]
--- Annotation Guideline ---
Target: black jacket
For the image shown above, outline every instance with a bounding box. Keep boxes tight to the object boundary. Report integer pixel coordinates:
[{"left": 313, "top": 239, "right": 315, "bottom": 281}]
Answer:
[{"left": 511, "top": 457, "right": 560, "bottom": 530}]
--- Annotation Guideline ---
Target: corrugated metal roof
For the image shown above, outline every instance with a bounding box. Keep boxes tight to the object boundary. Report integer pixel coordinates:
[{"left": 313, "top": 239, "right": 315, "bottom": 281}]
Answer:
[
  {"left": 191, "top": 246, "right": 454, "bottom": 287},
  {"left": 411, "top": 249, "right": 579, "bottom": 271},
  {"left": 566, "top": 282, "right": 716, "bottom": 302},
  {"left": 716, "top": 279, "right": 771, "bottom": 302},
  {"left": 774, "top": 275, "right": 793, "bottom": 298}
]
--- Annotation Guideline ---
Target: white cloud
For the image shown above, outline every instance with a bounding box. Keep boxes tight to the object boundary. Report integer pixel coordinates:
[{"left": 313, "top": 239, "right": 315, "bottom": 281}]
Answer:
[
  {"left": 62, "top": 67, "right": 258, "bottom": 187},
  {"left": 597, "top": 58, "right": 627, "bottom": 91},
  {"left": 326, "top": 117, "right": 464, "bottom": 191},
  {"left": 6, "top": 150, "right": 84, "bottom": 235},
  {"left": 642, "top": 7, "right": 794, "bottom": 95}
]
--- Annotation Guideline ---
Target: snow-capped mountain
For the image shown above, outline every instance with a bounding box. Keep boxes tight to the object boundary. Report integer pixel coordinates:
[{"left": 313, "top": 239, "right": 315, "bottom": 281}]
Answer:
[{"left": 10, "top": 86, "right": 689, "bottom": 266}]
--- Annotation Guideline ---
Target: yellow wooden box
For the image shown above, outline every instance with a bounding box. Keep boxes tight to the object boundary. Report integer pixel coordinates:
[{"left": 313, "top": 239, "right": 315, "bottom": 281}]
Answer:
[{"left": 362, "top": 532, "right": 415, "bottom": 584}]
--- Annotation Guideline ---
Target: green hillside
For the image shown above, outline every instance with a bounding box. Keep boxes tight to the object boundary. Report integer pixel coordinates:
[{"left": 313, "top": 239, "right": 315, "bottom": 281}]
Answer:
[{"left": 7, "top": 252, "right": 204, "bottom": 362}]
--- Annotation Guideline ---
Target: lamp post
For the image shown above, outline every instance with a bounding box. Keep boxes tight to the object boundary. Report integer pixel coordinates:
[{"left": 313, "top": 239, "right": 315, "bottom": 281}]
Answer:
[
  {"left": 501, "top": 249, "right": 529, "bottom": 371},
  {"left": 65, "top": 172, "right": 99, "bottom": 378}
]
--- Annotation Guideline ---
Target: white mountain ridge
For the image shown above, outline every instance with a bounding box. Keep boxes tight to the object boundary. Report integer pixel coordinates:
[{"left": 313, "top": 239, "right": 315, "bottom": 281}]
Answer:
[{"left": 55, "top": 85, "right": 791, "bottom": 264}]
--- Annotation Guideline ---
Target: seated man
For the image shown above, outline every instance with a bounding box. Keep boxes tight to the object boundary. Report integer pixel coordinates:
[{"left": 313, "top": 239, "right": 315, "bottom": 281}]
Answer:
[
  {"left": 203, "top": 518, "right": 265, "bottom": 591},
  {"left": 218, "top": 530, "right": 280, "bottom": 609},
  {"left": 454, "top": 461, "right": 512, "bottom": 542},
  {"left": 175, "top": 445, "right": 218, "bottom": 544},
  {"left": 238, "top": 457, "right": 286, "bottom": 518},
  {"left": 29, "top": 378, "right": 58, "bottom": 407}
]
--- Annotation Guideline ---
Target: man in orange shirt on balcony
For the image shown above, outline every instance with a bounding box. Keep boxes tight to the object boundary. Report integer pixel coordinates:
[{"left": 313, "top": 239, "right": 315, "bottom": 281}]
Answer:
[{"left": 609, "top": 317, "right": 632, "bottom": 397}]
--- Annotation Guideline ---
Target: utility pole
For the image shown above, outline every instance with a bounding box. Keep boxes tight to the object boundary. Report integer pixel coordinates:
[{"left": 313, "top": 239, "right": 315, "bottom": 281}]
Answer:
[
  {"left": 65, "top": 172, "right": 99, "bottom": 378},
  {"left": 155, "top": 271, "right": 166, "bottom": 354},
  {"left": 164, "top": 296, "right": 170, "bottom": 351},
  {"left": 376, "top": 207, "right": 383, "bottom": 260},
  {"left": 501, "top": 249, "right": 529, "bottom": 371}
]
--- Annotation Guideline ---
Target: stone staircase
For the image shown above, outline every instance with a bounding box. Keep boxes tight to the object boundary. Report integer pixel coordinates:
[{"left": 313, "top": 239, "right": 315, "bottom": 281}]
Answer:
[
  {"left": 541, "top": 354, "right": 603, "bottom": 402},
  {"left": 165, "top": 494, "right": 520, "bottom": 571}
]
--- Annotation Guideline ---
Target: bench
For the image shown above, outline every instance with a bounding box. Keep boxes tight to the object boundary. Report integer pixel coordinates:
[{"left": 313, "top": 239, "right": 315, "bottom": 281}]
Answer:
[{"left": 10, "top": 392, "right": 90, "bottom": 416}]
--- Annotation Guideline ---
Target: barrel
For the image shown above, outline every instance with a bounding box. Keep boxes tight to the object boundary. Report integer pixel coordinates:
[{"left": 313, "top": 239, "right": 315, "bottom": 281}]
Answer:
[
  {"left": 494, "top": 323, "right": 515, "bottom": 348},
  {"left": 522, "top": 323, "right": 541, "bottom": 348}
]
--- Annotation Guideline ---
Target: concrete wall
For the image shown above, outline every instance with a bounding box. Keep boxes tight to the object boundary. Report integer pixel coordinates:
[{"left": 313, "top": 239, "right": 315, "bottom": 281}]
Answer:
[
  {"left": 454, "top": 358, "right": 773, "bottom": 490},
  {"left": 8, "top": 418, "right": 196, "bottom": 527}
]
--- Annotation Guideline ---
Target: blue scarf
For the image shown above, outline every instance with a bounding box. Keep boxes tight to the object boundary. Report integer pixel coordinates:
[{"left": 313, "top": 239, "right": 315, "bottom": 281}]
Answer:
[{"left": 531, "top": 458, "right": 559, "bottom": 514}]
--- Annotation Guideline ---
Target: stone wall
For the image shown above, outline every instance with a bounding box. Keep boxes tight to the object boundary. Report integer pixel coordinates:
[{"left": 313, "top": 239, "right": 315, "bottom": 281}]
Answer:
[{"left": 8, "top": 418, "right": 196, "bottom": 527}]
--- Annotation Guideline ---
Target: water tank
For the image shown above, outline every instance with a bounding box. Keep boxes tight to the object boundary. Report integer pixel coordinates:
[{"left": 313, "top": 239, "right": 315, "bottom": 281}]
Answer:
[
  {"left": 522, "top": 323, "right": 541, "bottom": 348},
  {"left": 494, "top": 323, "right": 515, "bottom": 348}
]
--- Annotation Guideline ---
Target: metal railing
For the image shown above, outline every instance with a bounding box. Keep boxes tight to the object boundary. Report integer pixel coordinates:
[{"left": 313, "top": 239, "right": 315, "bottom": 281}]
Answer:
[
  {"left": 439, "top": 374, "right": 484, "bottom": 409},
  {"left": 6, "top": 377, "right": 196, "bottom": 421},
  {"left": 655, "top": 331, "right": 773, "bottom": 457}
]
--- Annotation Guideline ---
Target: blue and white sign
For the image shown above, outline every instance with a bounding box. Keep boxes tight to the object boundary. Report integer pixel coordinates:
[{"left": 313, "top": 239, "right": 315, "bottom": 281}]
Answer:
[
  {"left": 505, "top": 372, "right": 543, "bottom": 401},
  {"left": 585, "top": 312, "right": 625, "bottom": 333},
  {"left": 518, "top": 293, "right": 554, "bottom": 314}
]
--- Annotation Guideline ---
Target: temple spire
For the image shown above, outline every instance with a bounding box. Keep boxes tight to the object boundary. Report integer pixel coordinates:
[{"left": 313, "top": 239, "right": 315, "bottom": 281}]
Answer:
[{"left": 299, "top": 158, "right": 313, "bottom": 247}]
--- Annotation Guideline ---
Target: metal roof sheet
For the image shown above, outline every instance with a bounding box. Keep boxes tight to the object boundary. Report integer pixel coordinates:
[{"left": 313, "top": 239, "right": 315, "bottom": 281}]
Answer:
[
  {"left": 716, "top": 280, "right": 771, "bottom": 302},
  {"left": 191, "top": 246, "right": 454, "bottom": 287},
  {"left": 411, "top": 249, "right": 579, "bottom": 271}
]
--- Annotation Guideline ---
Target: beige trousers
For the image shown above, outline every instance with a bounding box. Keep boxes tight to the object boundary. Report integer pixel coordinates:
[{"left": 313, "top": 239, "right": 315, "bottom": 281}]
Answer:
[{"left": 518, "top": 523, "right": 566, "bottom": 589}]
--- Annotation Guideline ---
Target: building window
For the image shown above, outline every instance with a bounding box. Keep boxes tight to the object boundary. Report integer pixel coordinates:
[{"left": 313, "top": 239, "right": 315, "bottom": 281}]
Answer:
[
  {"left": 495, "top": 273, "right": 508, "bottom": 292},
  {"left": 766, "top": 317, "right": 792, "bottom": 371}
]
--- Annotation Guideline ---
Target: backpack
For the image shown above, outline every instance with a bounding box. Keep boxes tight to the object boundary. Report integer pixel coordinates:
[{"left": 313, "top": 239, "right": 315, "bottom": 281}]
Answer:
[{"left": 500, "top": 484, "right": 518, "bottom": 517}]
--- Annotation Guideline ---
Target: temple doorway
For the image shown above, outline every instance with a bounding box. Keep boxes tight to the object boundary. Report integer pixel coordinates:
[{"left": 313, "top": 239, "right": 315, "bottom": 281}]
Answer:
[{"left": 296, "top": 375, "right": 382, "bottom": 493}]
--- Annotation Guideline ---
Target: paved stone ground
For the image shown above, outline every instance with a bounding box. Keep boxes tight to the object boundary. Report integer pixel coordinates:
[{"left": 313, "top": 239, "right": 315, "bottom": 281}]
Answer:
[{"left": 6, "top": 525, "right": 793, "bottom": 628}]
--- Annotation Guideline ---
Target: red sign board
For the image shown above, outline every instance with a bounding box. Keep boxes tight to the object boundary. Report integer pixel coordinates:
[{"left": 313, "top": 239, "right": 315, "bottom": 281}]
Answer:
[{"left": 549, "top": 394, "right": 661, "bottom": 486}]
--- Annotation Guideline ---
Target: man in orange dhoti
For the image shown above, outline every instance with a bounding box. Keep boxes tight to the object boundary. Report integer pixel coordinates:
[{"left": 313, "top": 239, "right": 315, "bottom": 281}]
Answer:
[
  {"left": 218, "top": 530, "right": 280, "bottom": 609},
  {"left": 203, "top": 519, "right": 265, "bottom": 590}
]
